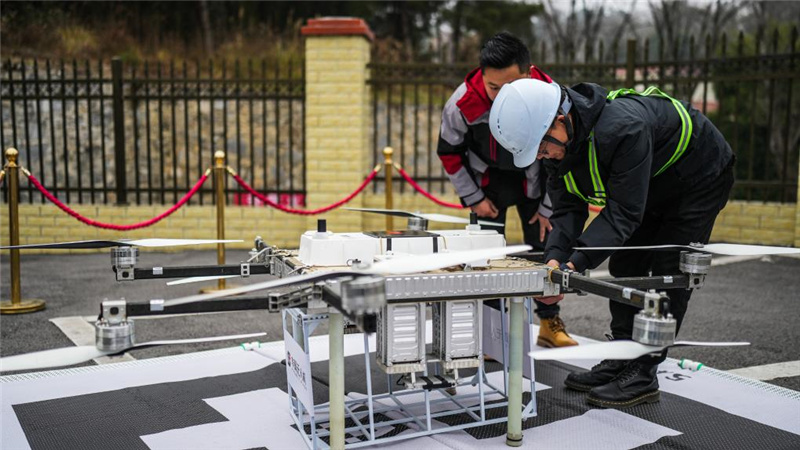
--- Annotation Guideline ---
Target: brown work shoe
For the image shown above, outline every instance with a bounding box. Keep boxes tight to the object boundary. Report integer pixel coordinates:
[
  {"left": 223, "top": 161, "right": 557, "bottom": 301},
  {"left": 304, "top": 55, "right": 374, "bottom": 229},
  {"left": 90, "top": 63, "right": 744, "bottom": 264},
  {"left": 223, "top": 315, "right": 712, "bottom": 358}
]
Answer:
[{"left": 537, "top": 315, "right": 578, "bottom": 348}]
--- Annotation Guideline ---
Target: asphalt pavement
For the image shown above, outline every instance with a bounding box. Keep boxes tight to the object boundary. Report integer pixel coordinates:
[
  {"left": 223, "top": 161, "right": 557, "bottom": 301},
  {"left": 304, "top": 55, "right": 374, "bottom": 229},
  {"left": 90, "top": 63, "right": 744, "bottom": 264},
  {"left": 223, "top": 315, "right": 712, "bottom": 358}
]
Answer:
[{"left": 1, "top": 248, "right": 798, "bottom": 391}]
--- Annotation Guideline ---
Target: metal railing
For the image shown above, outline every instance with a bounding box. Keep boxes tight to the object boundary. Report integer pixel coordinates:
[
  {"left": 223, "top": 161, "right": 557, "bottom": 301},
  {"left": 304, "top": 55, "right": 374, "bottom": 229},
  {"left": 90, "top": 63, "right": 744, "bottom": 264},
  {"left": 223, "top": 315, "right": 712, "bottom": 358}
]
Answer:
[
  {"left": 1, "top": 57, "right": 305, "bottom": 205},
  {"left": 368, "top": 63, "right": 470, "bottom": 195},
  {"left": 370, "top": 27, "right": 799, "bottom": 203}
]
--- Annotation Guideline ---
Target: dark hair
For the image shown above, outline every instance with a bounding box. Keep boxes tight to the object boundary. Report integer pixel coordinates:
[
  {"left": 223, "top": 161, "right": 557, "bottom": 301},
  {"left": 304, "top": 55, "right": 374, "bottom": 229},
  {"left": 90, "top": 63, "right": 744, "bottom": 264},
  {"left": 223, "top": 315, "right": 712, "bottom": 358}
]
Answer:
[{"left": 479, "top": 32, "right": 531, "bottom": 73}]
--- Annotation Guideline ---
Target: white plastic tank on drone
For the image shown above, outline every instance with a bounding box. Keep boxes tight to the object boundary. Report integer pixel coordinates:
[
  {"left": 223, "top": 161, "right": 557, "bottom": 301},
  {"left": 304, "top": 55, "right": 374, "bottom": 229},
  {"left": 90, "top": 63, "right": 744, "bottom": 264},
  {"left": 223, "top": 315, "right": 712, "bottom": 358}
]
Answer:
[{"left": 297, "top": 228, "right": 506, "bottom": 267}]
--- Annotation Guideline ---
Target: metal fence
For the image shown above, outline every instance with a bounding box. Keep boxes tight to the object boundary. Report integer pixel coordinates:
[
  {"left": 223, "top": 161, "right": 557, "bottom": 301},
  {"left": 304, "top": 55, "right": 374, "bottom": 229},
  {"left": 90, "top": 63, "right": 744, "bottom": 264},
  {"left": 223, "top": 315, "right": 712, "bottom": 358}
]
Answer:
[
  {"left": 370, "top": 27, "right": 799, "bottom": 203},
  {"left": 1, "top": 57, "right": 305, "bottom": 205}
]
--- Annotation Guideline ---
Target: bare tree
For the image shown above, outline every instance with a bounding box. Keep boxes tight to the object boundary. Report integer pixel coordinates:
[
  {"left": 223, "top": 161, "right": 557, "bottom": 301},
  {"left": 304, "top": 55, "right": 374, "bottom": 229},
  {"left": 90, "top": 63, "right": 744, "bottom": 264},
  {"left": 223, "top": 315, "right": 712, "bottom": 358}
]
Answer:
[
  {"left": 699, "top": 0, "right": 739, "bottom": 53},
  {"left": 199, "top": 0, "right": 214, "bottom": 57},
  {"left": 607, "top": 1, "right": 639, "bottom": 57},
  {"left": 539, "top": 0, "right": 635, "bottom": 61}
]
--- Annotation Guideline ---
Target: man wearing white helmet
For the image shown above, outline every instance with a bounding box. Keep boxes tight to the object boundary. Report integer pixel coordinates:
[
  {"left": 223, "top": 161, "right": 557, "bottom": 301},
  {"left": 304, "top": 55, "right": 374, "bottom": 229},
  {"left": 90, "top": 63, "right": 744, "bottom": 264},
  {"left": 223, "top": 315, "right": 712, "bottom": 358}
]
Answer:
[
  {"left": 490, "top": 79, "right": 734, "bottom": 409},
  {"left": 438, "top": 32, "right": 577, "bottom": 348}
]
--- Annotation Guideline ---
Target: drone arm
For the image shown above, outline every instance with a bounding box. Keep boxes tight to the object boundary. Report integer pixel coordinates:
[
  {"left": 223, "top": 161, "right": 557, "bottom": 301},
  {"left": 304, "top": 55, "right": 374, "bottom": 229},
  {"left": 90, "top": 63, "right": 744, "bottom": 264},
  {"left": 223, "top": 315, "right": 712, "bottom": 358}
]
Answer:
[
  {"left": 549, "top": 268, "right": 669, "bottom": 310},
  {"left": 594, "top": 274, "right": 692, "bottom": 291},
  {"left": 124, "top": 296, "right": 272, "bottom": 317},
  {"left": 129, "top": 264, "right": 271, "bottom": 280}
]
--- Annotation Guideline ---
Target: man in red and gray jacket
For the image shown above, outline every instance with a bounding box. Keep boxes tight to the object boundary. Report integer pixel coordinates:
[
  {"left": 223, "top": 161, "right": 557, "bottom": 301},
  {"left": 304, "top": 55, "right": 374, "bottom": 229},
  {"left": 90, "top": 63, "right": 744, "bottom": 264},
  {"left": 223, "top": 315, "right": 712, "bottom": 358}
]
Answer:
[{"left": 437, "top": 32, "right": 576, "bottom": 348}]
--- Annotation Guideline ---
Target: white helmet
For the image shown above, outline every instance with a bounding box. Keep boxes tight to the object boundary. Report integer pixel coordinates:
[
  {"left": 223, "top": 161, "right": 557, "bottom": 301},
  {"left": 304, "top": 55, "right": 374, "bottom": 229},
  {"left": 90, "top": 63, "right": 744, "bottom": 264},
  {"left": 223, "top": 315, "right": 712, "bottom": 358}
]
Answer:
[{"left": 489, "top": 79, "right": 562, "bottom": 168}]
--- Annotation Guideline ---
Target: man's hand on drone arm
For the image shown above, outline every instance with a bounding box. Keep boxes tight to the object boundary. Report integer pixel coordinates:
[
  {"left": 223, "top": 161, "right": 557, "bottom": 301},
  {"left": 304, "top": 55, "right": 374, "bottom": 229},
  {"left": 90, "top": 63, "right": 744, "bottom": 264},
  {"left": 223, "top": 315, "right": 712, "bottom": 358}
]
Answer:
[
  {"left": 536, "top": 259, "right": 575, "bottom": 305},
  {"left": 528, "top": 212, "right": 552, "bottom": 243},
  {"left": 471, "top": 197, "right": 499, "bottom": 219}
]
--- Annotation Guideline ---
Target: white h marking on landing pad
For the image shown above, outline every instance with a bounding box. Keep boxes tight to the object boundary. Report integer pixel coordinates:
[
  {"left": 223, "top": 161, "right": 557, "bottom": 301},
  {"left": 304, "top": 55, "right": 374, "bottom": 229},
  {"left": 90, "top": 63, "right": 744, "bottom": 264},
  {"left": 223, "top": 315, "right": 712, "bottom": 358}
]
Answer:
[
  {"left": 430, "top": 409, "right": 681, "bottom": 450},
  {"left": 139, "top": 388, "right": 680, "bottom": 450},
  {"left": 140, "top": 388, "right": 309, "bottom": 450}
]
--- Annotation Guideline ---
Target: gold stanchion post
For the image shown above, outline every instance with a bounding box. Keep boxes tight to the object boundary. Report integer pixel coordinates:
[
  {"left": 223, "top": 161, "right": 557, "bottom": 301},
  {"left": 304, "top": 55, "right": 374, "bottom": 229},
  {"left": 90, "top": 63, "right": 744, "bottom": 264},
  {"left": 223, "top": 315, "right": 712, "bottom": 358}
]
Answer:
[
  {"left": 201, "top": 151, "right": 227, "bottom": 293},
  {"left": 383, "top": 147, "right": 393, "bottom": 231},
  {"left": 215, "top": 151, "right": 227, "bottom": 290},
  {"left": 1, "top": 148, "right": 46, "bottom": 314}
]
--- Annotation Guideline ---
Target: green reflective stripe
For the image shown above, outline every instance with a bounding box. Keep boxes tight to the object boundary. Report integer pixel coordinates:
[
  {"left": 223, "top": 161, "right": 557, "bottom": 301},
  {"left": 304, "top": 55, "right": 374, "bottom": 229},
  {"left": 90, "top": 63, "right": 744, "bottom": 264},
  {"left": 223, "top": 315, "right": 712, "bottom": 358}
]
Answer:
[
  {"left": 565, "top": 133, "right": 606, "bottom": 206},
  {"left": 654, "top": 97, "right": 693, "bottom": 176},
  {"left": 564, "top": 172, "right": 585, "bottom": 201},
  {"left": 564, "top": 171, "right": 606, "bottom": 207},
  {"left": 565, "top": 85, "right": 692, "bottom": 207},
  {"left": 608, "top": 85, "right": 692, "bottom": 177},
  {"left": 587, "top": 135, "right": 606, "bottom": 198},
  {"left": 586, "top": 197, "right": 606, "bottom": 207}
]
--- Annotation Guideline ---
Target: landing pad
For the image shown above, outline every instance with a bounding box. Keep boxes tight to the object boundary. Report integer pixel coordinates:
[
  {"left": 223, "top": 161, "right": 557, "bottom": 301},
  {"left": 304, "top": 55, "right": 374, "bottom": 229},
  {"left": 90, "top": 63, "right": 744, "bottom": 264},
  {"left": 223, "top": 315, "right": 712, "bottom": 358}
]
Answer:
[{"left": 3, "top": 322, "right": 799, "bottom": 450}]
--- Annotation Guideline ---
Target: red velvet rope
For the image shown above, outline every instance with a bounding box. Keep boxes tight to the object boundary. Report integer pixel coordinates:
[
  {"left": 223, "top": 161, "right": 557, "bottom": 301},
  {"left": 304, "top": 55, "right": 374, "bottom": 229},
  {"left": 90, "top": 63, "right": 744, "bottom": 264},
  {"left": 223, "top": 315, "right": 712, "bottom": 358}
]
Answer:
[
  {"left": 395, "top": 164, "right": 604, "bottom": 214},
  {"left": 27, "top": 171, "right": 209, "bottom": 231},
  {"left": 394, "top": 165, "right": 465, "bottom": 209},
  {"left": 230, "top": 169, "right": 378, "bottom": 215}
]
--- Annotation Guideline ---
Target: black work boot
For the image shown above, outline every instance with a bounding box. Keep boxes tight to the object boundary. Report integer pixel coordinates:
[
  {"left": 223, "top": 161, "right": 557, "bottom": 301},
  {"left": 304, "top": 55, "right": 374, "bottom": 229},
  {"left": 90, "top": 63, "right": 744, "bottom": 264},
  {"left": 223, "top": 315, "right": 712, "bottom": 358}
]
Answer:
[
  {"left": 587, "top": 362, "right": 660, "bottom": 409},
  {"left": 564, "top": 359, "right": 628, "bottom": 392}
]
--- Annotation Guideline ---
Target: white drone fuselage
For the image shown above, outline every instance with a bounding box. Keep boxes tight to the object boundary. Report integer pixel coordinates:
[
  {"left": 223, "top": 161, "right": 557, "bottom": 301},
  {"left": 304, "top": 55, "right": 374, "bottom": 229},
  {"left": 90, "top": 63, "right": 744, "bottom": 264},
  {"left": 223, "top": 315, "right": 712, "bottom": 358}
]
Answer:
[{"left": 297, "top": 228, "right": 506, "bottom": 268}]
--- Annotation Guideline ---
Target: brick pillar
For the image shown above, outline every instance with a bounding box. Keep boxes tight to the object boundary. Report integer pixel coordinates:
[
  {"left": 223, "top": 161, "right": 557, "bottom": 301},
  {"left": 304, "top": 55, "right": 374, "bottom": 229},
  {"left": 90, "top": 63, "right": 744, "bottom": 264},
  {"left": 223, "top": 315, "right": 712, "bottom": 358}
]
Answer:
[
  {"left": 302, "top": 18, "right": 374, "bottom": 233},
  {"left": 795, "top": 160, "right": 800, "bottom": 247}
]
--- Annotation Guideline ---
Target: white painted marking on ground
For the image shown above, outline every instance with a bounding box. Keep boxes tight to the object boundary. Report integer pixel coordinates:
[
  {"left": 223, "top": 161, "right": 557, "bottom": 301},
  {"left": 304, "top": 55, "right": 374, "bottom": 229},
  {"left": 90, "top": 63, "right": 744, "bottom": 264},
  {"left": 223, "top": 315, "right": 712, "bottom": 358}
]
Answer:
[
  {"left": 49, "top": 316, "right": 135, "bottom": 365},
  {"left": 728, "top": 360, "right": 800, "bottom": 381}
]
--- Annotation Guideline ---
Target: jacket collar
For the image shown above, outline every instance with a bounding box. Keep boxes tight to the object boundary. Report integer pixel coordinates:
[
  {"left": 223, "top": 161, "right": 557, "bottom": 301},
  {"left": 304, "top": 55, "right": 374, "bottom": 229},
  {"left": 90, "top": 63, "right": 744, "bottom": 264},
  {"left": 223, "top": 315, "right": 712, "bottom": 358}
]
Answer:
[
  {"left": 456, "top": 67, "right": 492, "bottom": 124},
  {"left": 455, "top": 66, "right": 554, "bottom": 124},
  {"left": 557, "top": 83, "right": 609, "bottom": 175}
]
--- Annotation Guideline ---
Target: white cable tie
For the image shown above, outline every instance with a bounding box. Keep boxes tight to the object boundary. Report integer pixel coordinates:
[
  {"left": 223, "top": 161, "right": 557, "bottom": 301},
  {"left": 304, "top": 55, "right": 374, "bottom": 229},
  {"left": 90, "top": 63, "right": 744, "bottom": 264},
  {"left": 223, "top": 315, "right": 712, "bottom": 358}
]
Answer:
[{"left": 150, "top": 299, "right": 165, "bottom": 311}]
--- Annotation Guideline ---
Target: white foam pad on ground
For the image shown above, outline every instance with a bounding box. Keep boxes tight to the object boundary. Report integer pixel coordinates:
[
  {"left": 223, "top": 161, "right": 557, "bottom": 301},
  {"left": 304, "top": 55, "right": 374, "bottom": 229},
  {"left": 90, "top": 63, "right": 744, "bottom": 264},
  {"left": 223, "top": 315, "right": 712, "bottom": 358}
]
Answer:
[
  {"left": 431, "top": 409, "right": 681, "bottom": 449},
  {"left": 3, "top": 324, "right": 800, "bottom": 449},
  {"left": 141, "top": 388, "right": 308, "bottom": 450},
  {"left": 1, "top": 348, "right": 277, "bottom": 450}
]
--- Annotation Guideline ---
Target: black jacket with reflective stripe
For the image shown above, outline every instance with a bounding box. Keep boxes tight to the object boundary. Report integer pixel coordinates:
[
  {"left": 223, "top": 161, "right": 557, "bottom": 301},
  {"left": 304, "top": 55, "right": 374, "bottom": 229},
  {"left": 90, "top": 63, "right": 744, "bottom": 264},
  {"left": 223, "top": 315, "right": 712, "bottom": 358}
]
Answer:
[{"left": 544, "top": 83, "right": 734, "bottom": 271}]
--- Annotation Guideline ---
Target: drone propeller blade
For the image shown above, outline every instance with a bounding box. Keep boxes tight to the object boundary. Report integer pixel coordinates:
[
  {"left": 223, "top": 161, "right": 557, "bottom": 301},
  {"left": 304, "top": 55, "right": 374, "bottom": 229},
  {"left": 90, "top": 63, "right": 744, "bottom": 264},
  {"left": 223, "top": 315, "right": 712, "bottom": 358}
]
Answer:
[
  {"left": 344, "top": 207, "right": 417, "bottom": 218},
  {"left": 125, "top": 239, "right": 243, "bottom": 248},
  {"left": 1, "top": 238, "right": 242, "bottom": 250},
  {"left": 163, "top": 271, "right": 360, "bottom": 307},
  {"left": 166, "top": 275, "right": 239, "bottom": 286},
  {"left": 364, "top": 244, "right": 532, "bottom": 275},
  {"left": 1, "top": 240, "right": 138, "bottom": 250},
  {"left": 130, "top": 332, "right": 267, "bottom": 349},
  {"left": 0, "top": 346, "right": 107, "bottom": 372},
  {"left": 419, "top": 213, "right": 503, "bottom": 228},
  {"left": 671, "top": 340, "right": 751, "bottom": 348},
  {"left": 574, "top": 243, "right": 800, "bottom": 256},
  {"left": 0, "top": 332, "right": 267, "bottom": 372},
  {"left": 700, "top": 244, "right": 800, "bottom": 256},
  {"left": 530, "top": 339, "right": 749, "bottom": 361},
  {"left": 345, "top": 207, "right": 503, "bottom": 228},
  {"left": 531, "top": 340, "right": 664, "bottom": 361}
]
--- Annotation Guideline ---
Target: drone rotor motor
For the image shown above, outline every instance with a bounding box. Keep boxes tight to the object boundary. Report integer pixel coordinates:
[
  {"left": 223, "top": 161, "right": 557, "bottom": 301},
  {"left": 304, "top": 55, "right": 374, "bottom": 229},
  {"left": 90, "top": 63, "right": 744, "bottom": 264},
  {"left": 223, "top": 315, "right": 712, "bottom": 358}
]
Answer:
[
  {"left": 406, "top": 216, "right": 429, "bottom": 231},
  {"left": 96, "top": 300, "right": 135, "bottom": 352},
  {"left": 112, "top": 247, "right": 139, "bottom": 281},
  {"left": 632, "top": 292, "right": 676, "bottom": 347}
]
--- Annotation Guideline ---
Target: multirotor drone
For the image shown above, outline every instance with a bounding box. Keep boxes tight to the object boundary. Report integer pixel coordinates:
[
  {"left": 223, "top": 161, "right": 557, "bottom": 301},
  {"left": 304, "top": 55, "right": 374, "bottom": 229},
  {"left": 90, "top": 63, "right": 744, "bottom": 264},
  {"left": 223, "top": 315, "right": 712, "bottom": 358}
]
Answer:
[{"left": 2, "top": 208, "right": 797, "bottom": 449}]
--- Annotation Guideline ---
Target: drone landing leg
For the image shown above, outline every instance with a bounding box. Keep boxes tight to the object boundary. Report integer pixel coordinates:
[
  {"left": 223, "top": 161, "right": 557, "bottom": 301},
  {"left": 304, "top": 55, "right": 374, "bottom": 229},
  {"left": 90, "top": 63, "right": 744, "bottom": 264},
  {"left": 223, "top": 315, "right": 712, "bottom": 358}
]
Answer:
[
  {"left": 329, "top": 311, "right": 346, "bottom": 450},
  {"left": 506, "top": 297, "right": 524, "bottom": 447}
]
